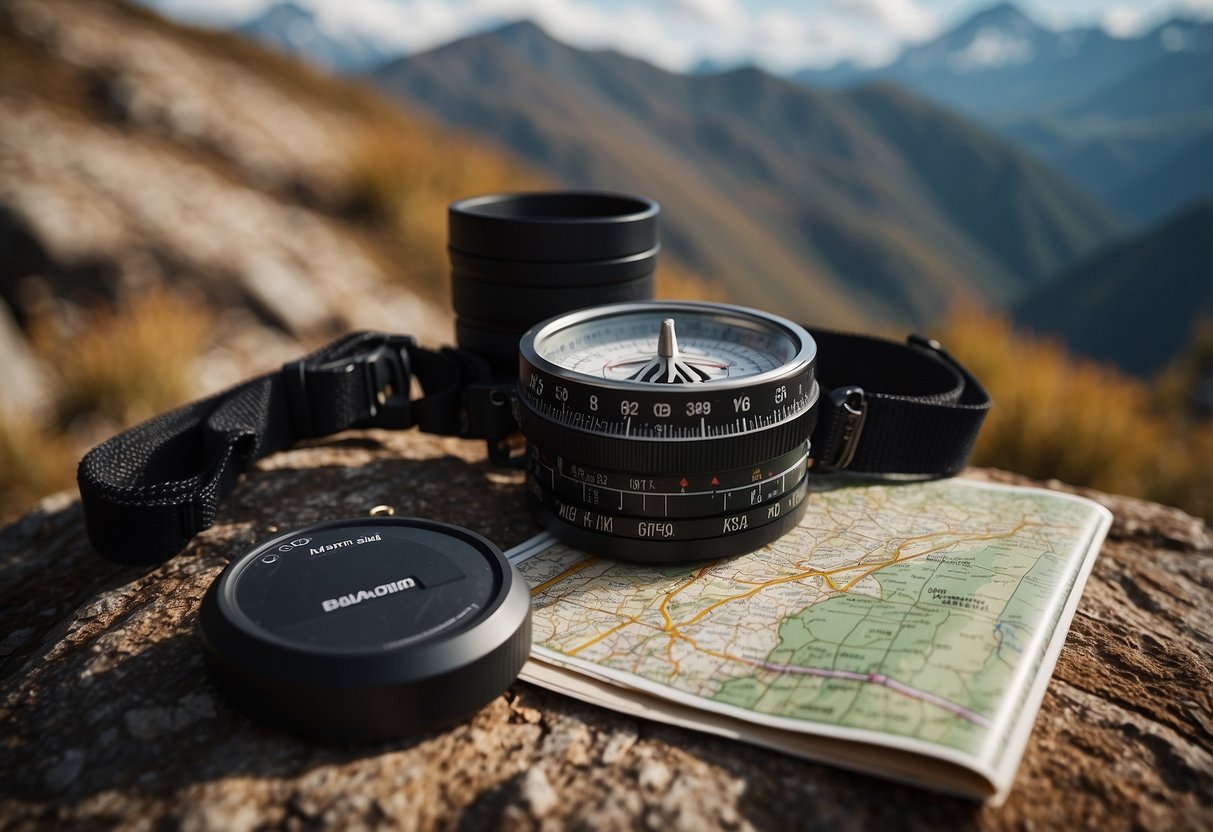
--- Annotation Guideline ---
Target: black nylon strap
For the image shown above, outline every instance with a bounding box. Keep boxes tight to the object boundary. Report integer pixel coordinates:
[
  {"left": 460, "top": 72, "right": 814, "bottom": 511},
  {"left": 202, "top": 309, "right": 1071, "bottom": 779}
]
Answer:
[
  {"left": 807, "top": 330, "right": 990, "bottom": 476},
  {"left": 77, "top": 332, "right": 494, "bottom": 565},
  {"left": 77, "top": 328, "right": 990, "bottom": 566}
]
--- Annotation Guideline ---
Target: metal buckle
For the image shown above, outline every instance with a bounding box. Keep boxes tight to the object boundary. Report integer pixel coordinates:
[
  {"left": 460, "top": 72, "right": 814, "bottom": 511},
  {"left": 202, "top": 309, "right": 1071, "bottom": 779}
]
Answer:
[
  {"left": 359, "top": 336, "right": 414, "bottom": 430},
  {"left": 464, "top": 383, "right": 524, "bottom": 466},
  {"left": 816, "top": 385, "right": 867, "bottom": 472}
]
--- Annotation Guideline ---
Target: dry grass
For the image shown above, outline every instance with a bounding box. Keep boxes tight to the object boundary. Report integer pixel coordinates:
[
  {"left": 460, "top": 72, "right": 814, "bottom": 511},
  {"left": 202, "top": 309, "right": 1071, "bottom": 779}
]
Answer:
[
  {"left": 655, "top": 263, "right": 726, "bottom": 302},
  {"left": 34, "top": 289, "right": 213, "bottom": 432},
  {"left": 0, "top": 411, "right": 77, "bottom": 522},
  {"left": 1, "top": 289, "right": 213, "bottom": 523},
  {"left": 345, "top": 118, "right": 546, "bottom": 296},
  {"left": 937, "top": 305, "right": 1213, "bottom": 520}
]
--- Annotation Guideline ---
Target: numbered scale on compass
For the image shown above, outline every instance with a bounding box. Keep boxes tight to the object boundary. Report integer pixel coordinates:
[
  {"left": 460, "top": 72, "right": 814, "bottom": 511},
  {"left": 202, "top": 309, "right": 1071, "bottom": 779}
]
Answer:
[{"left": 517, "top": 302, "right": 820, "bottom": 562}]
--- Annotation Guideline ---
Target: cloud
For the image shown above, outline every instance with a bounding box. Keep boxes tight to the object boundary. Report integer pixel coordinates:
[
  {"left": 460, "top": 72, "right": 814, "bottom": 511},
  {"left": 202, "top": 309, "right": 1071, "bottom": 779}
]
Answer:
[
  {"left": 313, "top": 0, "right": 463, "bottom": 48},
  {"left": 139, "top": 0, "right": 941, "bottom": 71},
  {"left": 142, "top": 0, "right": 1213, "bottom": 73},
  {"left": 150, "top": 0, "right": 1213, "bottom": 75},
  {"left": 664, "top": 0, "right": 746, "bottom": 28},
  {"left": 149, "top": 0, "right": 271, "bottom": 25},
  {"left": 831, "top": 0, "right": 939, "bottom": 39},
  {"left": 1101, "top": 5, "right": 1147, "bottom": 37},
  {"left": 949, "top": 29, "right": 1034, "bottom": 71}
]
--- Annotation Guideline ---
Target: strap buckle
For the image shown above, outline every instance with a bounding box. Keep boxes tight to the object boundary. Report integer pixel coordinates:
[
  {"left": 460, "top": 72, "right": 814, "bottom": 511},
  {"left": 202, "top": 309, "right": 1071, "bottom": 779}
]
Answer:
[
  {"left": 283, "top": 334, "right": 416, "bottom": 438},
  {"left": 815, "top": 386, "right": 867, "bottom": 472},
  {"left": 462, "top": 383, "right": 524, "bottom": 466},
  {"left": 357, "top": 335, "right": 414, "bottom": 430}
]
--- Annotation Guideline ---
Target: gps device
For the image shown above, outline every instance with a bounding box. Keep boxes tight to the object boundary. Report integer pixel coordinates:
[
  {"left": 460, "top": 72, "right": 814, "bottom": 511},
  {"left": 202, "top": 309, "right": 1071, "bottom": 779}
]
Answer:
[{"left": 198, "top": 517, "right": 531, "bottom": 740}]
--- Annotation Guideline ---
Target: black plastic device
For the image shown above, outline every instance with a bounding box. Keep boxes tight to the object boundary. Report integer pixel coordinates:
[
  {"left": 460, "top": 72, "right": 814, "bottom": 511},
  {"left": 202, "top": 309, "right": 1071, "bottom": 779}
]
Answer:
[{"left": 198, "top": 517, "right": 531, "bottom": 740}]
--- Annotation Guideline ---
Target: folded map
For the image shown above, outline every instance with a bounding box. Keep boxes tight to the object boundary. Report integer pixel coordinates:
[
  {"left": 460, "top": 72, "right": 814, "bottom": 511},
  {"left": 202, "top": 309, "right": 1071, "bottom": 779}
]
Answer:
[{"left": 507, "top": 476, "right": 1112, "bottom": 803}]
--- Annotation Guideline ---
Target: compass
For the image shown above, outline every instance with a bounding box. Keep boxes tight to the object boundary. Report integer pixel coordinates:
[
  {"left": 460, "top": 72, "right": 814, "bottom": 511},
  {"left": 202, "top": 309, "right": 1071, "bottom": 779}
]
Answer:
[{"left": 517, "top": 301, "right": 819, "bottom": 562}]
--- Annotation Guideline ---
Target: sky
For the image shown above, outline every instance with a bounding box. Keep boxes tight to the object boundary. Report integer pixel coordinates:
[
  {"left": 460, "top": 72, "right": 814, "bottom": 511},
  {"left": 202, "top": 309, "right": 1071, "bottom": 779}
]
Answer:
[{"left": 141, "top": 0, "right": 1213, "bottom": 71}]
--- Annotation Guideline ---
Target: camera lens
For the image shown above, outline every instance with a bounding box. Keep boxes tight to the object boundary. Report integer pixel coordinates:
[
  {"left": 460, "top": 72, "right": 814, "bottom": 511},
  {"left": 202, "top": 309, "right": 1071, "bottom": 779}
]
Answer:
[
  {"left": 449, "top": 192, "right": 659, "bottom": 369},
  {"left": 451, "top": 274, "right": 653, "bottom": 328},
  {"left": 449, "top": 192, "right": 658, "bottom": 262}
]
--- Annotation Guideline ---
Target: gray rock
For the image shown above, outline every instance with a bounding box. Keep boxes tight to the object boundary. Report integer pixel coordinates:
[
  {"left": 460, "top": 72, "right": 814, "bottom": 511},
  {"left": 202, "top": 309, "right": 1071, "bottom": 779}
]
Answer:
[{"left": 0, "top": 428, "right": 1209, "bottom": 829}]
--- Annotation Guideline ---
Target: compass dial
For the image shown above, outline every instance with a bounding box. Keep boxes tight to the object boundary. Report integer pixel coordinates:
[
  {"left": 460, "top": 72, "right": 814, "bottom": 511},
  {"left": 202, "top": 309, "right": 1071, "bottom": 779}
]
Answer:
[
  {"left": 536, "top": 312, "right": 797, "bottom": 382},
  {"left": 517, "top": 301, "right": 820, "bottom": 563},
  {"left": 520, "top": 302, "right": 817, "bottom": 445}
]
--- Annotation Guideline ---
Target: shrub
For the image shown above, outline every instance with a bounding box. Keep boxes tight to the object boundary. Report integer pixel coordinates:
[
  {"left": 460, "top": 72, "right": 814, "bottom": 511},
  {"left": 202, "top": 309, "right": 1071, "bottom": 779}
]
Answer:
[
  {"left": 0, "top": 410, "right": 75, "bottom": 522},
  {"left": 35, "top": 289, "right": 213, "bottom": 433},
  {"left": 936, "top": 305, "right": 1212, "bottom": 520},
  {"left": 345, "top": 118, "right": 544, "bottom": 294}
]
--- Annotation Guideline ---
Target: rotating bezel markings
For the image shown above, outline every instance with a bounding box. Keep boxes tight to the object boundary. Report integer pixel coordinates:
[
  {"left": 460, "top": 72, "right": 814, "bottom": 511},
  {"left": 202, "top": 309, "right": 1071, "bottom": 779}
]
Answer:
[
  {"left": 529, "top": 442, "right": 809, "bottom": 518},
  {"left": 518, "top": 302, "right": 818, "bottom": 441},
  {"left": 527, "top": 475, "right": 810, "bottom": 562}
]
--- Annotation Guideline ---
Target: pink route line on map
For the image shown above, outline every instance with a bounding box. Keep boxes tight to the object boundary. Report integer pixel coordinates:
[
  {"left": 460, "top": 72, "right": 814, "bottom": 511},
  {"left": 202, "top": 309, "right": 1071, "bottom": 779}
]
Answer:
[{"left": 755, "top": 660, "right": 993, "bottom": 728}]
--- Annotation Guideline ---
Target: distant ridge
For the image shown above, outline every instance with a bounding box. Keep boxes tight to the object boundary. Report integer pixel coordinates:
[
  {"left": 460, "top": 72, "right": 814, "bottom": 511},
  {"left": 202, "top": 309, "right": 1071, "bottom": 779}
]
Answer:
[
  {"left": 794, "top": 2, "right": 1211, "bottom": 120},
  {"left": 793, "top": 3, "right": 1213, "bottom": 226},
  {"left": 1110, "top": 134, "right": 1213, "bottom": 225},
  {"left": 373, "top": 20, "right": 1122, "bottom": 328},
  {"left": 1014, "top": 202, "right": 1213, "bottom": 376}
]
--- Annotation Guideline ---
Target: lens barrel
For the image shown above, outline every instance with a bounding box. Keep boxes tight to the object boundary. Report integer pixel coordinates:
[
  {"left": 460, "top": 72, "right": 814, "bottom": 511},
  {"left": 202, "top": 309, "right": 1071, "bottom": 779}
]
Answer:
[{"left": 449, "top": 192, "right": 659, "bottom": 368}]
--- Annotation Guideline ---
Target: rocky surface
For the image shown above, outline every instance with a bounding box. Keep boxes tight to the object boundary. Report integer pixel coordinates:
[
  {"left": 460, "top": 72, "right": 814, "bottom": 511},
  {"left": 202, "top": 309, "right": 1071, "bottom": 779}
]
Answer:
[
  {"left": 0, "top": 0, "right": 517, "bottom": 411},
  {"left": 0, "top": 430, "right": 1209, "bottom": 830}
]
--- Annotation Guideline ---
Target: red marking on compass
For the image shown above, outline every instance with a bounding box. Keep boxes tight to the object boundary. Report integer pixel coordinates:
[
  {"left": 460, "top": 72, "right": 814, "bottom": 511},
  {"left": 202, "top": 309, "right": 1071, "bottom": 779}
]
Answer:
[
  {"left": 710, "top": 476, "right": 720, "bottom": 487},
  {"left": 679, "top": 477, "right": 689, "bottom": 488}
]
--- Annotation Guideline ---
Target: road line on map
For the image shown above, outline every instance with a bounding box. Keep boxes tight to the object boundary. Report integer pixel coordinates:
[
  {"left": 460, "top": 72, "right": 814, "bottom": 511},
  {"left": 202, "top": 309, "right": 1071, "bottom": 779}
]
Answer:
[
  {"left": 756, "top": 660, "right": 991, "bottom": 727},
  {"left": 529, "top": 557, "right": 599, "bottom": 596}
]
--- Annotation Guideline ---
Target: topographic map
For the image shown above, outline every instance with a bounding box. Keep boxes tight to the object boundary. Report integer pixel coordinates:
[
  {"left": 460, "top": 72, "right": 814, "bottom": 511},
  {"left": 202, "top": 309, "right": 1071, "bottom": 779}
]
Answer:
[{"left": 509, "top": 478, "right": 1112, "bottom": 800}]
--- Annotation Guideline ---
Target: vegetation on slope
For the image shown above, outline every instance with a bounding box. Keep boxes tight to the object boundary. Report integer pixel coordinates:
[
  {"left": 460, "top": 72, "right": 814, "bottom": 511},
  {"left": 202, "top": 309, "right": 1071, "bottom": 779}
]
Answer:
[{"left": 938, "top": 307, "right": 1212, "bottom": 520}]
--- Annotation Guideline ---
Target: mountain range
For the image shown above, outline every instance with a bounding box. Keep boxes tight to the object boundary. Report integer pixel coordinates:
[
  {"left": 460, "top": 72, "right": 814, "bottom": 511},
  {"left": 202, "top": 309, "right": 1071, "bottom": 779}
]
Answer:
[
  {"left": 1014, "top": 201, "right": 1213, "bottom": 376},
  {"left": 794, "top": 3, "right": 1213, "bottom": 225},
  {"left": 154, "top": 1, "right": 1213, "bottom": 376},
  {"left": 794, "top": 3, "right": 1210, "bottom": 119},
  {"left": 233, "top": 2, "right": 1212, "bottom": 227},
  {"left": 372, "top": 20, "right": 1122, "bottom": 330}
]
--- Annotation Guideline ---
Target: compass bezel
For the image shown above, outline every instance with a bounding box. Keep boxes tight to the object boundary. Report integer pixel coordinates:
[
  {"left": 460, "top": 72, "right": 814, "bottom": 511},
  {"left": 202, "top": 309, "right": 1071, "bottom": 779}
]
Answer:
[
  {"left": 522, "top": 301, "right": 815, "bottom": 393},
  {"left": 518, "top": 301, "right": 818, "bottom": 441}
]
